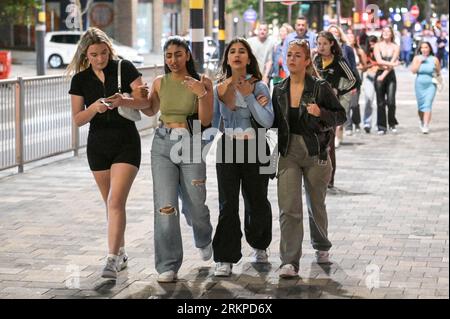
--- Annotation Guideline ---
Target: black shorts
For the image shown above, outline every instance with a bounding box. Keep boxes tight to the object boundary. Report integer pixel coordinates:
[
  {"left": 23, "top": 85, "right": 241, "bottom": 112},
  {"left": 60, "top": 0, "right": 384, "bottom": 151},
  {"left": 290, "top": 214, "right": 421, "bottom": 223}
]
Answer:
[{"left": 87, "top": 127, "right": 141, "bottom": 171}]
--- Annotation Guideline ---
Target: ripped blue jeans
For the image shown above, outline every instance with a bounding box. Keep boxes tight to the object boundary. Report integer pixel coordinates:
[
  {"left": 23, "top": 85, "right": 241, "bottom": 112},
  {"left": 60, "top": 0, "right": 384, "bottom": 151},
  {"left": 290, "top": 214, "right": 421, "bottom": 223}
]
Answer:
[{"left": 151, "top": 128, "right": 212, "bottom": 274}]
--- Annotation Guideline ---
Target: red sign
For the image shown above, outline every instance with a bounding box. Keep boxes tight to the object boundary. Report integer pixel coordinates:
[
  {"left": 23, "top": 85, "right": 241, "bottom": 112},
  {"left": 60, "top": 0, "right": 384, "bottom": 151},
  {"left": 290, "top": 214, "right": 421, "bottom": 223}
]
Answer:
[
  {"left": 281, "top": 1, "right": 296, "bottom": 5},
  {"left": 410, "top": 5, "right": 420, "bottom": 19}
]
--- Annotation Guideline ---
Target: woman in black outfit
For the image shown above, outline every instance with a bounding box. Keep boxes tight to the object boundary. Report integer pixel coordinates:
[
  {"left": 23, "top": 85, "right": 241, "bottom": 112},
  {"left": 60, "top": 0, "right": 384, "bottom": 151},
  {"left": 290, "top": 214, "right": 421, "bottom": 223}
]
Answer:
[
  {"left": 67, "top": 27, "right": 148, "bottom": 280},
  {"left": 313, "top": 31, "right": 357, "bottom": 189},
  {"left": 373, "top": 26, "right": 400, "bottom": 134}
]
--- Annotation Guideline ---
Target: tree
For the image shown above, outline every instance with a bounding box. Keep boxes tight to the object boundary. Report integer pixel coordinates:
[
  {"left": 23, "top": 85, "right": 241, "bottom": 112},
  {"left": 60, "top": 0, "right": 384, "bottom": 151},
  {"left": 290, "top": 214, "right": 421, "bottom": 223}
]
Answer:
[
  {"left": 0, "top": 0, "right": 39, "bottom": 47},
  {"left": 226, "top": 0, "right": 290, "bottom": 27}
]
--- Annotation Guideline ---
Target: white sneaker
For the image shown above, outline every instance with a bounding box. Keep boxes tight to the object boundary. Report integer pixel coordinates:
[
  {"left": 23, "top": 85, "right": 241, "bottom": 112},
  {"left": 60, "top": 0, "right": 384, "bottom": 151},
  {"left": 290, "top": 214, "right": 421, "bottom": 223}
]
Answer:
[
  {"left": 422, "top": 125, "right": 429, "bottom": 134},
  {"left": 199, "top": 243, "right": 212, "bottom": 261},
  {"left": 118, "top": 248, "right": 128, "bottom": 271},
  {"left": 279, "top": 264, "right": 298, "bottom": 278},
  {"left": 253, "top": 248, "right": 269, "bottom": 263},
  {"left": 101, "top": 256, "right": 119, "bottom": 279},
  {"left": 214, "top": 262, "right": 232, "bottom": 277},
  {"left": 315, "top": 251, "right": 330, "bottom": 264},
  {"left": 334, "top": 136, "right": 340, "bottom": 148},
  {"left": 344, "top": 129, "right": 353, "bottom": 136},
  {"left": 157, "top": 270, "right": 177, "bottom": 283}
]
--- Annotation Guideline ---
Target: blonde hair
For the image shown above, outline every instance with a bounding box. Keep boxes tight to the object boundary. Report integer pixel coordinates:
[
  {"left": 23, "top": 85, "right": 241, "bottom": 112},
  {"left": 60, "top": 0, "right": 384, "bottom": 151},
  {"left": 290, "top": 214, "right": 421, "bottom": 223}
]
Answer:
[
  {"left": 65, "top": 27, "right": 117, "bottom": 76},
  {"left": 327, "top": 24, "right": 348, "bottom": 45},
  {"left": 287, "top": 39, "right": 320, "bottom": 78},
  {"left": 280, "top": 23, "right": 294, "bottom": 35}
]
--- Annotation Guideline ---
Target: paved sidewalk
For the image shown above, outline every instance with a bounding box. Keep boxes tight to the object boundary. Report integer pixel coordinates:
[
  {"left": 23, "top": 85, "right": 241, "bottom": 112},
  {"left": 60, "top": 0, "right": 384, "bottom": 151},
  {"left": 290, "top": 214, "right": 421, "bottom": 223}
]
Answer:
[{"left": 0, "top": 68, "right": 448, "bottom": 299}]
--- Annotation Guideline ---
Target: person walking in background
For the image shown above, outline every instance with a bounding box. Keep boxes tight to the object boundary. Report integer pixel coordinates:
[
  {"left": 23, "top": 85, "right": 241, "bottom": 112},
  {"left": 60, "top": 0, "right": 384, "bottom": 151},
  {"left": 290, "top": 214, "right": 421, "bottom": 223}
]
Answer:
[
  {"left": 422, "top": 29, "right": 438, "bottom": 55},
  {"left": 362, "top": 36, "right": 379, "bottom": 134},
  {"left": 327, "top": 24, "right": 360, "bottom": 138},
  {"left": 282, "top": 16, "right": 317, "bottom": 77},
  {"left": 347, "top": 29, "right": 368, "bottom": 133},
  {"left": 373, "top": 26, "right": 400, "bottom": 135},
  {"left": 358, "top": 28, "right": 369, "bottom": 51},
  {"left": 271, "top": 23, "right": 294, "bottom": 86},
  {"left": 247, "top": 22, "right": 275, "bottom": 85},
  {"left": 212, "top": 38, "right": 274, "bottom": 277},
  {"left": 437, "top": 31, "right": 448, "bottom": 70},
  {"left": 272, "top": 39, "right": 346, "bottom": 278},
  {"left": 67, "top": 27, "right": 148, "bottom": 280},
  {"left": 314, "top": 31, "right": 357, "bottom": 190},
  {"left": 411, "top": 42, "right": 441, "bottom": 134},
  {"left": 400, "top": 28, "right": 413, "bottom": 67},
  {"left": 140, "top": 36, "right": 214, "bottom": 283}
]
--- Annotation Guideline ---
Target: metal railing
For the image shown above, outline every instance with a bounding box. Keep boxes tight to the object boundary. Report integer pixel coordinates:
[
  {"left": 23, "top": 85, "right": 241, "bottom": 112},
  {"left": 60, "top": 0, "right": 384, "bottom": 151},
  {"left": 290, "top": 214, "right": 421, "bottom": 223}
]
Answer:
[{"left": 0, "top": 65, "right": 164, "bottom": 173}]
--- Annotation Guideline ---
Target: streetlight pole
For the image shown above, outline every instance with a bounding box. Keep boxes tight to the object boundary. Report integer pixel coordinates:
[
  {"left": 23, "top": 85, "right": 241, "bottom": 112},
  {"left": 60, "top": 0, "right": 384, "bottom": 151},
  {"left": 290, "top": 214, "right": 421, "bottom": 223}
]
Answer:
[
  {"left": 259, "top": 0, "right": 264, "bottom": 22},
  {"left": 36, "top": 0, "right": 46, "bottom": 76},
  {"left": 218, "top": 0, "right": 225, "bottom": 59},
  {"left": 189, "top": 0, "right": 205, "bottom": 73},
  {"left": 336, "top": 0, "right": 341, "bottom": 27}
]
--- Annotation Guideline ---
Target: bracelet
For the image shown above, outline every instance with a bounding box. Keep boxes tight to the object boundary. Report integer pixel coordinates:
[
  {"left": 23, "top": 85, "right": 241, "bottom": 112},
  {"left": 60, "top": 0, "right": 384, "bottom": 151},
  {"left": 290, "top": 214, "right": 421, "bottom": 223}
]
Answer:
[{"left": 197, "top": 90, "right": 208, "bottom": 99}]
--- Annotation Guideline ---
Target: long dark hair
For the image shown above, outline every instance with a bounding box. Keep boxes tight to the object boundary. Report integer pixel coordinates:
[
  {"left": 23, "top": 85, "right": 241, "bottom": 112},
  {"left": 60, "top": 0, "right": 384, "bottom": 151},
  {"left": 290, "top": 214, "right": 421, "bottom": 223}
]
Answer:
[
  {"left": 416, "top": 41, "right": 435, "bottom": 56},
  {"left": 217, "top": 37, "right": 262, "bottom": 83},
  {"left": 163, "top": 36, "right": 200, "bottom": 80},
  {"left": 316, "top": 31, "right": 343, "bottom": 57}
]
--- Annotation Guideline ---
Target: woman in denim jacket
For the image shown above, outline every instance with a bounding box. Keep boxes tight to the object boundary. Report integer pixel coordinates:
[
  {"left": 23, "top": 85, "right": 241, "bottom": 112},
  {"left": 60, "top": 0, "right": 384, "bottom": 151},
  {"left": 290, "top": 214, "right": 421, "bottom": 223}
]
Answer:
[{"left": 212, "top": 38, "right": 274, "bottom": 277}]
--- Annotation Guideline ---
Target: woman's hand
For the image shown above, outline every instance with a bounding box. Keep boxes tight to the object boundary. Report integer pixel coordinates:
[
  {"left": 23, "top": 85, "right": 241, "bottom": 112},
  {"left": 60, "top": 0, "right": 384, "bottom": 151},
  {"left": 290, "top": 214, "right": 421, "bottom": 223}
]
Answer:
[
  {"left": 92, "top": 99, "right": 109, "bottom": 113},
  {"left": 306, "top": 103, "right": 321, "bottom": 117},
  {"left": 235, "top": 75, "right": 255, "bottom": 97},
  {"left": 256, "top": 94, "right": 269, "bottom": 107},
  {"left": 183, "top": 76, "right": 207, "bottom": 97},
  {"left": 218, "top": 78, "right": 236, "bottom": 110},
  {"left": 104, "top": 93, "right": 126, "bottom": 108},
  {"left": 133, "top": 83, "right": 150, "bottom": 99}
]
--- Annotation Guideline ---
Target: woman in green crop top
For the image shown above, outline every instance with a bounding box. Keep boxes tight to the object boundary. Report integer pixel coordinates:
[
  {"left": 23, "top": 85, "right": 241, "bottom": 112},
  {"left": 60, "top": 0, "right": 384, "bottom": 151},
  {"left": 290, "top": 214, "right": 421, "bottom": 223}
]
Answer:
[{"left": 140, "top": 36, "right": 214, "bottom": 283}]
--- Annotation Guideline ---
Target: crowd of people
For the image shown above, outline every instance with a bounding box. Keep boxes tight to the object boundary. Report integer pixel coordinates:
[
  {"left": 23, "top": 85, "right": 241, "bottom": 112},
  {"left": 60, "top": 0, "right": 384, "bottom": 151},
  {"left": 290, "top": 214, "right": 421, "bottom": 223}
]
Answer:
[{"left": 67, "top": 16, "right": 444, "bottom": 282}]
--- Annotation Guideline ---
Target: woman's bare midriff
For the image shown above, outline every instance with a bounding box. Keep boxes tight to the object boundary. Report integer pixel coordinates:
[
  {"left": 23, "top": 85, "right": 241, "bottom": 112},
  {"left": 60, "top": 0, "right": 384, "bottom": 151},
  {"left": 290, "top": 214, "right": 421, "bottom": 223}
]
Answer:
[{"left": 164, "top": 122, "right": 188, "bottom": 129}]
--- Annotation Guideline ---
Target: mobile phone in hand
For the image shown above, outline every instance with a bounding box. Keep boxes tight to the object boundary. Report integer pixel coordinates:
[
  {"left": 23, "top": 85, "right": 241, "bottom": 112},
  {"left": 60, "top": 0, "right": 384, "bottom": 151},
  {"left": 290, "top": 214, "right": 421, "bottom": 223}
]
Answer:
[{"left": 101, "top": 99, "right": 113, "bottom": 109}]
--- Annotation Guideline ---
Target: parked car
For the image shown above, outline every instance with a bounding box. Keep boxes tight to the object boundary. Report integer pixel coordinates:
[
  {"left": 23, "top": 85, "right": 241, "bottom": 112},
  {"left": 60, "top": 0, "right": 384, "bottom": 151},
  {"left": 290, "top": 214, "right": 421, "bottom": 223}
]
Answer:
[{"left": 45, "top": 31, "right": 144, "bottom": 69}]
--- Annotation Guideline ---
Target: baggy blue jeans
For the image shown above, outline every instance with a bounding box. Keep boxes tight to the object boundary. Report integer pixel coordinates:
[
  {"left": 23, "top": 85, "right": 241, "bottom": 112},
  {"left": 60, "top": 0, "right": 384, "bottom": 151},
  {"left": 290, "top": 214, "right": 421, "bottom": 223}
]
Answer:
[{"left": 151, "top": 128, "right": 212, "bottom": 274}]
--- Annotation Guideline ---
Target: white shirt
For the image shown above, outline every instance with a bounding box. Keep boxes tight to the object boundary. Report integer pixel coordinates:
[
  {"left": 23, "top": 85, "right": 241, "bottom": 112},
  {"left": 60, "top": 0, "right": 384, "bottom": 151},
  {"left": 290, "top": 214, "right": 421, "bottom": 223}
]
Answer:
[{"left": 247, "top": 36, "right": 275, "bottom": 76}]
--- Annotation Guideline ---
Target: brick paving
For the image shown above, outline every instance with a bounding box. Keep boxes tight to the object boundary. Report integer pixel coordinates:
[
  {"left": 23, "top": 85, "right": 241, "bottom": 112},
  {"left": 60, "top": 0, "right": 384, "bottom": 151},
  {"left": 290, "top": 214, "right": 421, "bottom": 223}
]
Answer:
[{"left": 0, "top": 68, "right": 448, "bottom": 299}]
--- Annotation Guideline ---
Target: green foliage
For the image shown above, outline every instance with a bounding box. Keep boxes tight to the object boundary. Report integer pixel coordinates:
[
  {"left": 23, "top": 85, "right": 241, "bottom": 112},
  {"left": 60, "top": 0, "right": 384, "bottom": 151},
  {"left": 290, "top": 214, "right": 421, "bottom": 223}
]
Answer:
[
  {"left": 0, "top": 0, "right": 39, "bottom": 24},
  {"left": 226, "top": 0, "right": 291, "bottom": 26}
]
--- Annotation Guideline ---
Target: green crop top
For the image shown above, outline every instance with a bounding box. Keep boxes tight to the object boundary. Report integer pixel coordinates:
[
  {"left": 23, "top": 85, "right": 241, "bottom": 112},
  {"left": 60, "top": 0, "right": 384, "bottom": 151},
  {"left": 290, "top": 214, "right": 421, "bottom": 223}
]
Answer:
[{"left": 159, "top": 73, "right": 198, "bottom": 124}]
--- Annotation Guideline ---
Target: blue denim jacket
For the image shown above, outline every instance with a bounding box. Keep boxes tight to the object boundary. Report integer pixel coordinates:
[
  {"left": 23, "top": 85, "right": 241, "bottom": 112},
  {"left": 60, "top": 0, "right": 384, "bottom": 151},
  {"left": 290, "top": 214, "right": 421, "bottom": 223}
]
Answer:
[{"left": 212, "top": 81, "right": 274, "bottom": 131}]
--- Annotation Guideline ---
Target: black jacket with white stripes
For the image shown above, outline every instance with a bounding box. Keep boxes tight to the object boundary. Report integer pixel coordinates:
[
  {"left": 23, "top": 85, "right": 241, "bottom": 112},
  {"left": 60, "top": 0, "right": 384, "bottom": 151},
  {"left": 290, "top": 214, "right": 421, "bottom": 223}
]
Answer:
[{"left": 313, "top": 55, "right": 358, "bottom": 97}]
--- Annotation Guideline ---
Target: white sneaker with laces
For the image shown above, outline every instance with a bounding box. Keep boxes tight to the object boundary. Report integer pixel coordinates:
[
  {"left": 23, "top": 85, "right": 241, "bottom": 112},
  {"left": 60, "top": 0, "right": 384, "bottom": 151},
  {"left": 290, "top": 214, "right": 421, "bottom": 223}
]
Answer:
[
  {"left": 253, "top": 248, "right": 269, "bottom": 263},
  {"left": 199, "top": 243, "right": 213, "bottom": 261},
  {"left": 422, "top": 125, "right": 429, "bottom": 134},
  {"left": 279, "top": 264, "right": 298, "bottom": 278},
  {"left": 102, "top": 256, "right": 119, "bottom": 279},
  {"left": 214, "top": 262, "right": 232, "bottom": 277},
  {"left": 157, "top": 270, "right": 177, "bottom": 283},
  {"left": 315, "top": 251, "right": 330, "bottom": 264}
]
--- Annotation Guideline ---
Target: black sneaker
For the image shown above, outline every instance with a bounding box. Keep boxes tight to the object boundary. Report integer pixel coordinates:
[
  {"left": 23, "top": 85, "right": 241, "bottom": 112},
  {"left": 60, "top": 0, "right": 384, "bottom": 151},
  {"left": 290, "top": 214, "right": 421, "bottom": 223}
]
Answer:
[{"left": 364, "top": 127, "right": 371, "bottom": 134}]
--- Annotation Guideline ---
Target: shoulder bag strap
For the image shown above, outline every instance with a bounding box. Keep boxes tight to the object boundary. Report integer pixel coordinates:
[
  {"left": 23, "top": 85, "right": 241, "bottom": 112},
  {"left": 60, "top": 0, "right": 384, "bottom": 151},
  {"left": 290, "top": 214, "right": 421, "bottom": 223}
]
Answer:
[{"left": 117, "top": 59, "right": 122, "bottom": 93}]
